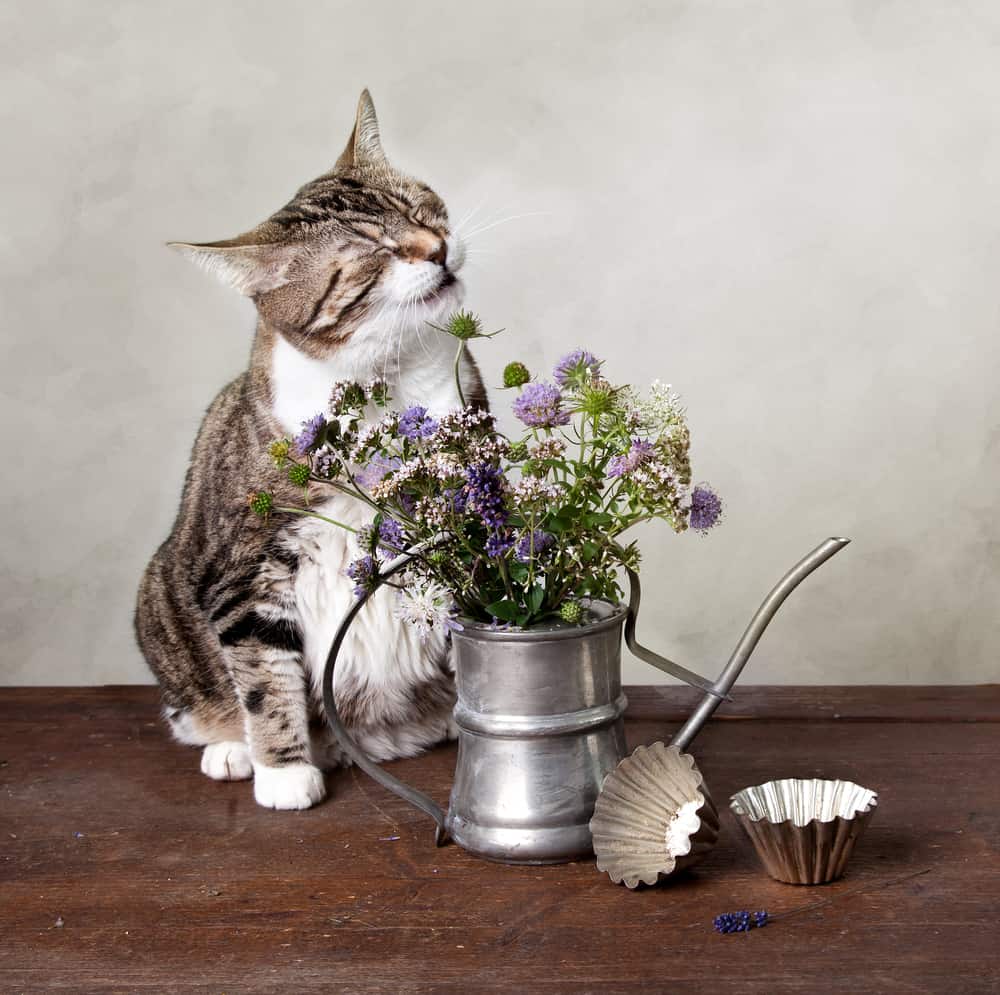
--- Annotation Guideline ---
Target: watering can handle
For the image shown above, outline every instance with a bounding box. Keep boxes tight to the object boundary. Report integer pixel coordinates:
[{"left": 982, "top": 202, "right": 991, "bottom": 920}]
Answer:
[{"left": 321, "top": 537, "right": 452, "bottom": 845}]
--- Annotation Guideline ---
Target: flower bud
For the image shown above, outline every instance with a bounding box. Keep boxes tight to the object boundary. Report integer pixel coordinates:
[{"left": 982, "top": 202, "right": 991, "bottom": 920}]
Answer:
[
  {"left": 248, "top": 491, "right": 273, "bottom": 518},
  {"left": 559, "top": 600, "right": 584, "bottom": 624},
  {"left": 287, "top": 463, "right": 310, "bottom": 487},
  {"left": 269, "top": 439, "right": 291, "bottom": 466},
  {"left": 446, "top": 310, "right": 483, "bottom": 340},
  {"left": 579, "top": 380, "right": 617, "bottom": 417},
  {"left": 507, "top": 440, "right": 529, "bottom": 462},
  {"left": 502, "top": 361, "right": 531, "bottom": 389}
]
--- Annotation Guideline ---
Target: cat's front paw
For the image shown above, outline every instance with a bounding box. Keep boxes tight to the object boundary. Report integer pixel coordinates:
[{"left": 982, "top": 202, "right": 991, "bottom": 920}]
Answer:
[
  {"left": 200, "top": 741, "right": 253, "bottom": 781},
  {"left": 252, "top": 761, "right": 326, "bottom": 810}
]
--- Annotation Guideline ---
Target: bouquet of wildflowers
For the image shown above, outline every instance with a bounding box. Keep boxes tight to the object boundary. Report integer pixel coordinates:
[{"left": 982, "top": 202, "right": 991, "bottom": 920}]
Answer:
[{"left": 251, "top": 312, "right": 721, "bottom": 634}]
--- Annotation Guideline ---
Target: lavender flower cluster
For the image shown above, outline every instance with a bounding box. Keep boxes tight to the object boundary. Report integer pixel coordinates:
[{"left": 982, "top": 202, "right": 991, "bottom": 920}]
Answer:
[{"left": 713, "top": 910, "right": 769, "bottom": 934}]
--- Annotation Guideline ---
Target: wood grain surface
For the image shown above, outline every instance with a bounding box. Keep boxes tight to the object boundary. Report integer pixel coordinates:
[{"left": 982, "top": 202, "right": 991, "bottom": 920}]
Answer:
[{"left": 1, "top": 686, "right": 998, "bottom": 993}]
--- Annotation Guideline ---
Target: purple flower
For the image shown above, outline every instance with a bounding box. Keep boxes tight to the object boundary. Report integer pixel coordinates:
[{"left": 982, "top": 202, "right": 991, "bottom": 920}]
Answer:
[
  {"left": 515, "top": 530, "right": 554, "bottom": 563},
  {"left": 377, "top": 518, "right": 405, "bottom": 551},
  {"left": 690, "top": 484, "right": 723, "bottom": 533},
  {"left": 358, "top": 518, "right": 406, "bottom": 554},
  {"left": 444, "top": 486, "right": 468, "bottom": 514},
  {"left": 465, "top": 462, "right": 508, "bottom": 531},
  {"left": 607, "top": 438, "right": 656, "bottom": 479},
  {"left": 398, "top": 405, "right": 438, "bottom": 440},
  {"left": 313, "top": 447, "right": 340, "bottom": 478},
  {"left": 714, "top": 910, "right": 768, "bottom": 934},
  {"left": 345, "top": 555, "right": 378, "bottom": 599},
  {"left": 353, "top": 454, "right": 401, "bottom": 490},
  {"left": 294, "top": 414, "right": 326, "bottom": 455},
  {"left": 512, "top": 382, "right": 571, "bottom": 429},
  {"left": 485, "top": 530, "right": 514, "bottom": 558},
  {"left": 553, "top": 349, "right": 603, "bottom": 386}
]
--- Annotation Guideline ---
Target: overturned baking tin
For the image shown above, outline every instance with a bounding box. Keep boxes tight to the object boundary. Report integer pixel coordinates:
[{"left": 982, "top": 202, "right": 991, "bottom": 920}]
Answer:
[
  {"left": 730, "top": 777, "right": 878, "bottom": 885},
  {"left": 590, "top": 743, "right": 719, "bottom": 888}
]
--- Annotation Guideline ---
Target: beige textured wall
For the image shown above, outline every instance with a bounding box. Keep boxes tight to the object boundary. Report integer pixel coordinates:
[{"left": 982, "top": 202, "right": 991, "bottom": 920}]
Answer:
[{"left": 2, "top": 0, "right": 998, "bottom": 685}]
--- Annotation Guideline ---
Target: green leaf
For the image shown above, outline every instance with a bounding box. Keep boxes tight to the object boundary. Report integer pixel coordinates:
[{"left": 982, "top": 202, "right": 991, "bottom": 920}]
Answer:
[
  {"left": 527, "top": 583, "right": 545, "bottom": 613},
  {"left": 509, "top": 562, "right": 530, "bottom": 584},
  {"left": 485, "top": 599, "right": 520, "bottom": 622}
]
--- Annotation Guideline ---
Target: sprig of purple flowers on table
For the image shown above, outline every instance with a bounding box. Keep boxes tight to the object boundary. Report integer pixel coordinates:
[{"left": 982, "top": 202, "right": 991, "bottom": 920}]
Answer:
[
  {"left": 251, "top": 311, "right": 722, "bottom": 634},
  {"left": 713, "top": 910, "right": 769, "bottom": 934}
]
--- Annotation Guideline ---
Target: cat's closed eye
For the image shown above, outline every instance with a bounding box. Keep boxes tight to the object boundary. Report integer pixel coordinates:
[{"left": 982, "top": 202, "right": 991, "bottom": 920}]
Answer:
[{"left": 350, "top": 221, "right": 384, "bottom": 242}]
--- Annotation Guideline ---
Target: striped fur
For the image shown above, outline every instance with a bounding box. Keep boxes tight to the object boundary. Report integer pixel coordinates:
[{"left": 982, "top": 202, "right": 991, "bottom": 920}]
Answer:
[{"left": 136, "top": 91, "right": 486, "bottom": 810}]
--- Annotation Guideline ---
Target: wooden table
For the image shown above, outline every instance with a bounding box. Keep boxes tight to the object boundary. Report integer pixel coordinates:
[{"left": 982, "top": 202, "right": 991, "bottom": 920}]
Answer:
[{"left": 1, "top": 686, "right": 998, "bottom": 993}]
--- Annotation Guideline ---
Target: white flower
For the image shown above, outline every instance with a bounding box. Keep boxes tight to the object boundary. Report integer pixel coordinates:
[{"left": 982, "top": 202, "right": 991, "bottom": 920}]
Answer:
[
  {"left": 512, "top": 477, "right": 565, "bottom": 503},
  {"left": 426, "top": 452, "right": 464, "bottom": 481},
  {"left": 413, "top": 496, "right": 451, "bottom": 528},
  {"left": 466, "top": 437, "right": 511, "bottom": 462},
  {"left": 628, "top": 380, "right": 687, "bottom": 436},
  {"left": 394, "top": 580, "right": 463, "bottom": 640},
  {"left": 529, "top": 438, "right": 566, "bottom": 461},
  {"left": 430, "top": 408, "right": 497, "bottom": 443}
]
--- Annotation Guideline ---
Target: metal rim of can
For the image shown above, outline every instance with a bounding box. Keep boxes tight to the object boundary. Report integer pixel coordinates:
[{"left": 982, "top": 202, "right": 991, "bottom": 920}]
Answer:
[{"left": 453, "top": 599, "right": 627, "bottom": 642}]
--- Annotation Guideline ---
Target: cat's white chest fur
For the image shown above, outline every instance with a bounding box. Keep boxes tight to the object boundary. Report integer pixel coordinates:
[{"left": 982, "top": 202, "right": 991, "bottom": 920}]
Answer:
[
  {"left": 271, "top": 329, "right": 460, "bottom": 757},
  {"left": 271, "top": 329, "right": 461, "bottom": 437}
]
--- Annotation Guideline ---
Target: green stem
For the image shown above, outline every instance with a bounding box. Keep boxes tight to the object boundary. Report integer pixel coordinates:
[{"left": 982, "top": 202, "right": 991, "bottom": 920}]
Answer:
[
  {"left": 274, "top": 506, "right": 358, "bottom": 533},
  {"left": 609, "top": 513, "right": 659, "bottom": 537},
  {"left": 453, "top": 340, "right": 467, "bottom": 408},
  {"left": 497, "top": 556, "right": 515, "bottom": 602},
  {"left": 549, "top": 579, "right": 576, "bottom": 607},
  {"left": 526, "top": 504, "right": 535, "bottom": 589},
  {"left": 337, "top": 474, "right": 388, "bottom": 515}
]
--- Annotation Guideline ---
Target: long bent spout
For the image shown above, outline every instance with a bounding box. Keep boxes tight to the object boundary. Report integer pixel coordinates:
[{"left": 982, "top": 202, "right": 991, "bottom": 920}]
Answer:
[{"left": 670, "top": 537, "right": 851, "bottom": 752}]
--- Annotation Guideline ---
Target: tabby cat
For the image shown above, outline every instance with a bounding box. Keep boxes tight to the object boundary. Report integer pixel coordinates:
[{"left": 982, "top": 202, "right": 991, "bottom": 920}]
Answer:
[{"left": 135, "top": 91, "right": 486, "bottom": 810}]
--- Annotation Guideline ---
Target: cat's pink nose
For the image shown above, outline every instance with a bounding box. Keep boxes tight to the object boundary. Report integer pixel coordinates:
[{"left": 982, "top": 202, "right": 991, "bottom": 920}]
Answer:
[
  {"left": 428, "top": 239, "right": 448, "bottom": 267},
  {"left": 400, "top": 229, "right": 448, "bottom": 267}
]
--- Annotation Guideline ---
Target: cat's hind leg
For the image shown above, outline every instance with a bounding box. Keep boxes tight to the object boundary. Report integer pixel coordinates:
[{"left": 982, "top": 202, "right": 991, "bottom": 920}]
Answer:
[
  {"left": 169, "top": 709, "right": 253, "bottom": 781},
  {"left": 200, "top": 741, "right": 253, "bottom": 781},
  {"left": 138, "top": 551, "right": 252, "bottom": 780}
]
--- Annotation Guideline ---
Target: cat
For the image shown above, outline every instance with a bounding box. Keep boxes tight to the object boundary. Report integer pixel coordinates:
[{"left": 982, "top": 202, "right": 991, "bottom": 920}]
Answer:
[{"left": 135, "top": 90, "right": 486, "bottom": 810}]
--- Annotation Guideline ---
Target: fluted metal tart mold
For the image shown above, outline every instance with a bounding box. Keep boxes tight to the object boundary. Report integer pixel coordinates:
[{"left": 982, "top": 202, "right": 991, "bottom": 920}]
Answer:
[{"left": 730, "top": 777, "right": 877, "bottom": 885}]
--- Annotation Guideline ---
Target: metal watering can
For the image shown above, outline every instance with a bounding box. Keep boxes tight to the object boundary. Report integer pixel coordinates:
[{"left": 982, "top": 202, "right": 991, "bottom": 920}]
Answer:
[{"left": 322, "top": 537, "right": 849, "bottom": 865}]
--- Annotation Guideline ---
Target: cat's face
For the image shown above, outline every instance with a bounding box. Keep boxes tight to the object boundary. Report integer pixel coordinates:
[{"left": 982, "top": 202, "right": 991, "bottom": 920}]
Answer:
[{"left": 171, "top": 90, "right": 464, "bottom": 359}]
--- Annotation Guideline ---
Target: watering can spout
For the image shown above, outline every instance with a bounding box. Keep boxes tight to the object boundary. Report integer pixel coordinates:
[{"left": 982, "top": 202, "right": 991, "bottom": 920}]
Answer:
[{"left": 670, "top": 537, "right": 851, "bottom": 752}]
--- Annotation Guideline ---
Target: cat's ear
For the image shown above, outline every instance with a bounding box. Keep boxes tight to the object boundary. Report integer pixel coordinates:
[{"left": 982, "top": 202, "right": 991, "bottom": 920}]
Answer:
[
  {"left": 167, "top": 229, "right": 298, "bottom": 296},
  {"left": 336, "top": 88, "right": 387, "bottom": 170}
]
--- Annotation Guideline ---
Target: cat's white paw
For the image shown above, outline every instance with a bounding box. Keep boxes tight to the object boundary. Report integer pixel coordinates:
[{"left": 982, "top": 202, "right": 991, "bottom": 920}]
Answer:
[
  {"left": 252, "top": 762, "right": 326, "bottom": 810},
  {"left": 200, "top": 741, "right": 253, "bottom": 781}
]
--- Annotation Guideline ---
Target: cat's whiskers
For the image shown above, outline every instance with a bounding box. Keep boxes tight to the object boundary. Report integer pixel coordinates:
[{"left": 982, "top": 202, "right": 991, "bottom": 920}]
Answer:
[
  {"left": 451, "top": 197, "right": 488, "bottom": 239},
  {"left": 413, "top": 303, "right": 435, "bottom": 360},
  {"left": 462, "top": 210, "right": 550, "bottom": 241},
  {"left": 395, "top": 294, "right": 413, "bottom": 387},
  {"left": 387, "top": 291, "right": 414, "bottom": 382},
  {"left": 379, "top": 295, "right": 406, "bottom": 386}
]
